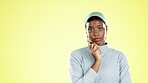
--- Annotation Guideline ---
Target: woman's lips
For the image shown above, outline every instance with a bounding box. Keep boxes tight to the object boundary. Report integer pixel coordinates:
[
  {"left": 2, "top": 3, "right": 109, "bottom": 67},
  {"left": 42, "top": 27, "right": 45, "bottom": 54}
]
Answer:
[{"left": 94, "top": 38, "right": 101, "bottom": 41}]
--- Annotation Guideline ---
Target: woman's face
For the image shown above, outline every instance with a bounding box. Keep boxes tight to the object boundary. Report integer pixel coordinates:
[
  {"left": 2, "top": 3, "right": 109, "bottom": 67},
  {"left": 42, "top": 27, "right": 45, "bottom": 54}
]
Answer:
[{"left": 86, "top": 20, "right": 108, "bottom": 46}]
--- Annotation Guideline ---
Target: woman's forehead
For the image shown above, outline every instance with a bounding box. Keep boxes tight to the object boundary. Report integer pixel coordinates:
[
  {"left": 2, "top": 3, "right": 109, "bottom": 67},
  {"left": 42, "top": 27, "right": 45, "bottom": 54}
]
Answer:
[
  {"left": 87, "top": 20, "right": 106, "bottom": 28},
  {"left": 89, "top": 20, "right": 104, "bottom": 25}
]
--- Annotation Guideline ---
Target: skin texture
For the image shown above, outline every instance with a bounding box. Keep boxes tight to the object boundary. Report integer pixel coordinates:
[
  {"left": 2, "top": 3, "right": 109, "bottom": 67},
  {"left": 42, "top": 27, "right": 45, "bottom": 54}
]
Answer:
[{"left": 86, "top": 19, "right": 108, "bottom": 72}]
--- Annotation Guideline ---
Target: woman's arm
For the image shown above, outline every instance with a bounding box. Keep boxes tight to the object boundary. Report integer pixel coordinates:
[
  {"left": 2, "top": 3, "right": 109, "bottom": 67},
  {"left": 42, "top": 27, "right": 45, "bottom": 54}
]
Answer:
[{"left": 119, "top": 53, "right": 132, "bottom": 83}]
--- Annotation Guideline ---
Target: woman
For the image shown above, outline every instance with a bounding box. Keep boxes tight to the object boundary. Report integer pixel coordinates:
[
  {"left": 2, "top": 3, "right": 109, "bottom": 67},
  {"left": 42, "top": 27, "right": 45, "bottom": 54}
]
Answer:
[{"left": 69, "top": 12, "right": 132, "bottom": 83}]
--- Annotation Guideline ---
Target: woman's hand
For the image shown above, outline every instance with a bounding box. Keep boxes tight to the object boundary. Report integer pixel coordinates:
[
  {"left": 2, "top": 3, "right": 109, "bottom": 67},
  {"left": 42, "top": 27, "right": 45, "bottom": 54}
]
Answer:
[
  {"left": 88, "top": 38, "right": 102, "bottom": 61},
  {"left": 87, "top": 38, "right": 102, "bottom": 72}
]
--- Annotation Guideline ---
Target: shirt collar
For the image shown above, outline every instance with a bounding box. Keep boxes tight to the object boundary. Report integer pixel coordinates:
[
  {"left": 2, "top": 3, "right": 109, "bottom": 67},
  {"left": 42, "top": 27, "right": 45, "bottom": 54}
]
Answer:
[
  {"left": 99, "top": 42, "right": 110, "bottom": 54},
  {"left": 86, "top": 42, "right": 110, "bottom": 54}
]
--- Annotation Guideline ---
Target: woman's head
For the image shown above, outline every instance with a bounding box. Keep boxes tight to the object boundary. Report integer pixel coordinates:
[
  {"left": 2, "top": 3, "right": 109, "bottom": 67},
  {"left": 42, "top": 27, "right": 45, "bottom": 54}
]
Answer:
[{"left": 85, "top": 16, "right": 108, "bottom": 46}]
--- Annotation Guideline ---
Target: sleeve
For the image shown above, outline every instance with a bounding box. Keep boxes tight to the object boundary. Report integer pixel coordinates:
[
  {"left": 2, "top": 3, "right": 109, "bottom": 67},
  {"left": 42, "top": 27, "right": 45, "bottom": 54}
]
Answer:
[
  {"left": 119, "top": 52, "right": 132, "bottom": 83},
  {"left": 69, "top": 51, "right": 98, "bottom": 83}
]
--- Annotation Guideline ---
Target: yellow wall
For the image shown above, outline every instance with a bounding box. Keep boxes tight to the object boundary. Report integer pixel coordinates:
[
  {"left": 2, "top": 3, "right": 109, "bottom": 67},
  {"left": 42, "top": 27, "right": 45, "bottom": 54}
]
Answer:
[{"left": 0, "top": 0, "right": 148, "bottom": 83}]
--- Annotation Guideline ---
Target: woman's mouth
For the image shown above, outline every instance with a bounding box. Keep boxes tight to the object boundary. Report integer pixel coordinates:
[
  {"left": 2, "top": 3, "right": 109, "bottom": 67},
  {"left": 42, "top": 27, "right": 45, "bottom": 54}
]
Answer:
[{"left": 94, "top": 38, "right": 101, "bottom": 41}]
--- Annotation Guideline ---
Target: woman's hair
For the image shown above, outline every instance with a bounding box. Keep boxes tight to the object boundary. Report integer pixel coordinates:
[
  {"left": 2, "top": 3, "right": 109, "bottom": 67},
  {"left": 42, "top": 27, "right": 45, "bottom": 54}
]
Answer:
[{"left": 85, "top": 16, "right": 106, "bottom": 28}]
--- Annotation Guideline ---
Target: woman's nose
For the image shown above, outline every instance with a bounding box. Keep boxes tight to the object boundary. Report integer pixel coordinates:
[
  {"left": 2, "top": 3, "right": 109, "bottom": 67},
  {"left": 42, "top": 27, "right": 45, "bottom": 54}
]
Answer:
[{"left": 93, "top": 30, "right": 99, "bottom": 36}]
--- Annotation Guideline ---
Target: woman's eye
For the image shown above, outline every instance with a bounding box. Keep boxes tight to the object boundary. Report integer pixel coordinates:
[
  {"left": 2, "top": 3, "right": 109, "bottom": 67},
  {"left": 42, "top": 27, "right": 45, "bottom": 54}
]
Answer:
[
  {"left": 88, "top": 29, "right": 93, "bottom": 32},
  {"left": 98, "top": 27, "right": 103, "bottom": 30}
]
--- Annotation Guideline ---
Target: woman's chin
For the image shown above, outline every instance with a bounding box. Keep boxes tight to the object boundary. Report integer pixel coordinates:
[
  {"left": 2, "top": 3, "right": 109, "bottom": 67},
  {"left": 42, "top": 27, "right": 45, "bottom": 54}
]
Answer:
[
  {"left": 95, "top": 41, "right": 104, "bottom": 46},
  {"left": 95, "top": 42, "right": 101, "bottom": 45}
]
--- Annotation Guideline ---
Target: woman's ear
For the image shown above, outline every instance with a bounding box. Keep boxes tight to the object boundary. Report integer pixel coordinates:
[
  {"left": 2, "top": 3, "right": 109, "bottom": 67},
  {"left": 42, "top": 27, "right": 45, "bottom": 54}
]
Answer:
[
  {"left": 106, "top": 26, "right": 108, "bottom": 34},
  {"left": 86, "top": 34, "right": 88, "bottom": 38},
  {"left": 86, "top": 31, "right": 89, "bottom": 38},
  {"left": 106, "top": 26, "right": 108, "bottom": 30}
]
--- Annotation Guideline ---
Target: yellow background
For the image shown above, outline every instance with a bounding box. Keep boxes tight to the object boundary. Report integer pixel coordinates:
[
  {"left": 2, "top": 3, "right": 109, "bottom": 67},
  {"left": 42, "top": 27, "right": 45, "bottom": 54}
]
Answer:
[{"left": 0, "top": 0, "right": 148, "bottom": 83}]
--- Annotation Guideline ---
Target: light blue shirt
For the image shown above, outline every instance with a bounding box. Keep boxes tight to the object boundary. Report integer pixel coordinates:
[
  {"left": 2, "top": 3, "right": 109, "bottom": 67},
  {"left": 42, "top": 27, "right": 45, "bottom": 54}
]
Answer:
[{"left": 69, "top": 43, "right": 132, "bottom": 83}]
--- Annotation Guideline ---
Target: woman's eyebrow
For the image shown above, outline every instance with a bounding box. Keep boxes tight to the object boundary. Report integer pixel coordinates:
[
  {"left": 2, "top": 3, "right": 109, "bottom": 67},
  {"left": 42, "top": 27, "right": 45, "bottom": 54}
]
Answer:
[
  {"left": 88, "top": 26, "right": 93, "bottom": 28},
  {"left": 88, "top": 25, "right": 103, "bottom": 28},
  {"left": 97, "top": 25, "right": 103, "bottom": 27}
]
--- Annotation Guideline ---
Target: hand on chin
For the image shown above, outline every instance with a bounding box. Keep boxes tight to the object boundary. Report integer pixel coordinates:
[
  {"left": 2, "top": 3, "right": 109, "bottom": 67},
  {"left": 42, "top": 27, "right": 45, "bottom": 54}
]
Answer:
[{"left": 94, "top": 41, "right": 103, "bottom": 46}]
